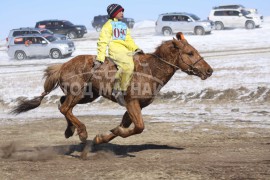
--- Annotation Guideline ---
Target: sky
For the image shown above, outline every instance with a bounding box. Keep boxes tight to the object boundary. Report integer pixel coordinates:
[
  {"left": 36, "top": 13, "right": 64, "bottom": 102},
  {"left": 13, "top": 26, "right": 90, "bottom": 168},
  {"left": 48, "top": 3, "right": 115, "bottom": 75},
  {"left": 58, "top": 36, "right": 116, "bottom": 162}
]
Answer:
[{"left": 0, "top": 0, "right": 269, "bottom": 40}]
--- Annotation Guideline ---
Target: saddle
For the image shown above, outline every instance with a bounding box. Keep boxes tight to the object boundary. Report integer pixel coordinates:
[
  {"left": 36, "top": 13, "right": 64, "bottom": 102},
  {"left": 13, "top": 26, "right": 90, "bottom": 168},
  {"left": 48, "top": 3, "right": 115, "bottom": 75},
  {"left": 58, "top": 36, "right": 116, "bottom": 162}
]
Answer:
[{"left": 93, "top": 55, "right": 152, "bottom": 76}]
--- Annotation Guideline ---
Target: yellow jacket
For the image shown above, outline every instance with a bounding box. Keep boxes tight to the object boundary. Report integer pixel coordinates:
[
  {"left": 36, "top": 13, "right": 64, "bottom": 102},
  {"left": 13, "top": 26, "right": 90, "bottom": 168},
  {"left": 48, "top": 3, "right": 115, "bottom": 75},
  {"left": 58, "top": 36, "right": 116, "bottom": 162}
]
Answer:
[{"left": 97, "top": 18, "right": 139, "bottom": 62}]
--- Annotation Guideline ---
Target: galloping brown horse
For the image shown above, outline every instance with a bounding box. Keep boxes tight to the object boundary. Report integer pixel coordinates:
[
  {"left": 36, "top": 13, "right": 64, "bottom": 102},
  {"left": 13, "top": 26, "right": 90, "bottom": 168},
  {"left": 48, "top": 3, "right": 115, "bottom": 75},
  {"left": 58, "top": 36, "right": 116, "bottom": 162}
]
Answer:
[{"left": 11, "top": 32, "right": 213, "bottom": 145}]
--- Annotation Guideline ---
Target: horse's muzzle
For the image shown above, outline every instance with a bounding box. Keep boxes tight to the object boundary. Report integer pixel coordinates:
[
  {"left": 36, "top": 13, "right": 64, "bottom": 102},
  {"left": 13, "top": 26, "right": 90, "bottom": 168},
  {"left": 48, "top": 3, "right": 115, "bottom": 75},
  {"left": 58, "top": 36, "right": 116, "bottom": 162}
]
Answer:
[{"left": 201, "top": 68, "right": 213, "bottom": 80}]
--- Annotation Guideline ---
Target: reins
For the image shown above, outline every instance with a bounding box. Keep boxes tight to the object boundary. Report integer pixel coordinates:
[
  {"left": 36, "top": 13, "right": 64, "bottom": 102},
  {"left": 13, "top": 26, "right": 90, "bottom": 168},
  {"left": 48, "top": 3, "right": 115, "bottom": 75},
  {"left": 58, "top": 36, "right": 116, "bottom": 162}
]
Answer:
[
  {"left": 150, "top": 53, "right": 180, "bottom": 70},
  {"left": 150, "top": 52, "right": 203, "bottom": 72}
]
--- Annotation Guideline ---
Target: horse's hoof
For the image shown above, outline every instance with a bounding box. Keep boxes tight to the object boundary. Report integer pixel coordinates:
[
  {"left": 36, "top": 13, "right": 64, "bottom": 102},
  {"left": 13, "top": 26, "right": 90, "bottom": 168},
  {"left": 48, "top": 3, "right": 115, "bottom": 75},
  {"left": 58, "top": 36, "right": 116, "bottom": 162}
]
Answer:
[
  {"left": 79, "top": 134, "right": 87, "bottom": 143},
  {"left": 93, "top": 134, "right": 103, "bottom": 145},
  {"left": 65, "top": 126, "right": 75, "bottom": 138},
  {"left": 80, "top": 150, "right": 88, "bottom": 160},
  {"left": 78, "top": 131, "right": 88, "bottom": 143},
  {"left": 65, "top": 133, "right": 71, "bottom": 139},
  {"left": 110, "top": 126, "right": 126, "bottom": 136},
  {"left": 110, "top": 126, "right": 120, "bottom": 135},
  {"left": 80, "top": 141, "right": 94, "bottom": 160},
  {"left": 79, "top": 136, "right": 87, "bottom": 143}
]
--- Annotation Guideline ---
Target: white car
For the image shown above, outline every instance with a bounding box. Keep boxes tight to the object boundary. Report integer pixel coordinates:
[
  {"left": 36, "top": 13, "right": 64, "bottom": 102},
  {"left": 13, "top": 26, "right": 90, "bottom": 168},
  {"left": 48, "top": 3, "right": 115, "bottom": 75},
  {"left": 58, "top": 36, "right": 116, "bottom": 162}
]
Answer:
[
  {"left": 6, "top": 27, "right": 67, "bottom": 45},
  {"left": 155, "top": 12, "right": 213, "bottom": 36},
  {"left": 7, "top": 34, "right": 75, "bottom": 60},
  {"left": 209, "top": 7, "right": 263, "bottom": 30},
  {"left": 212, "top": 4, "right": 261, "bottom": 16}
]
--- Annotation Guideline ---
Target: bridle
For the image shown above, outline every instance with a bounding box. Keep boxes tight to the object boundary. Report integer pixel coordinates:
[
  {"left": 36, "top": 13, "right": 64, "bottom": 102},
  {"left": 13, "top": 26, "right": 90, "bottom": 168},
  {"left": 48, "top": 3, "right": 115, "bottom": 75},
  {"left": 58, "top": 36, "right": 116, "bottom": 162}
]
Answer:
[
  {"left": 180, "top": 55, "right": 204, "bottom": 75},
  {"left": 150, "top": 43, "right": 204, "bottom": 75},
  {"left": 150, "top": 53, "right": 180, "bottom": 69}
]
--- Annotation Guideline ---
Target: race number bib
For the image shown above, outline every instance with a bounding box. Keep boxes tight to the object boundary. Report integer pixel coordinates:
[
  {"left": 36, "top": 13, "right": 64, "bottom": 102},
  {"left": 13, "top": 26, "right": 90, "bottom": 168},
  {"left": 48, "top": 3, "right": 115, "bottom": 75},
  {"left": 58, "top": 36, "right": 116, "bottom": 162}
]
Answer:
[{"left": 111, "top": 21, "right": 127, "bottom": 40}]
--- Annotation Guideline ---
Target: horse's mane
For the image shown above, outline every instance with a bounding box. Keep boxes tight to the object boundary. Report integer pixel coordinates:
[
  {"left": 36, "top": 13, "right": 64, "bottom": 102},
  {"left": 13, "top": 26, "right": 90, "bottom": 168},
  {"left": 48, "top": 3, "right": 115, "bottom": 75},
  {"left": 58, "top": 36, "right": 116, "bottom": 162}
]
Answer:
[
  {"left": 154, "top": 39, "right": 181, "bottom": 59},
  {"left": 154, "top": 40, "right": 172, "bottom": 53}
]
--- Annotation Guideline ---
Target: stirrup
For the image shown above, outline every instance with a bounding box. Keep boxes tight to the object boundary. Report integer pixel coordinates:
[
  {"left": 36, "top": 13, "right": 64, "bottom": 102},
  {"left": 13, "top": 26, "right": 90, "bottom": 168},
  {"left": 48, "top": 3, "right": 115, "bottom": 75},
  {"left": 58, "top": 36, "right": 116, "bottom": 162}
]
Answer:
[{"left": 112, "top": 90, "right": 126, "bottom": 106}]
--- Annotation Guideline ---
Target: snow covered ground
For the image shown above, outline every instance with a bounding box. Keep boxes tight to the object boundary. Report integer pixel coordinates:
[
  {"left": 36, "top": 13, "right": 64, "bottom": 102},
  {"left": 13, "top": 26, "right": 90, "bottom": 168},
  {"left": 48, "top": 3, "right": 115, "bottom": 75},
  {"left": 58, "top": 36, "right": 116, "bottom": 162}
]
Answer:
[{"left": 0, "top": 18, "right": 269, "bottom": 129}]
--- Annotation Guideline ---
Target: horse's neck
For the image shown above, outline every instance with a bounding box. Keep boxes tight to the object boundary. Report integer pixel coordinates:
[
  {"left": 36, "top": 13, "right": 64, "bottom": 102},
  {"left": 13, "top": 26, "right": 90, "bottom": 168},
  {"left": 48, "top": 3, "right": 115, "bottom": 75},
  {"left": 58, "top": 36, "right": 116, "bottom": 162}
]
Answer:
[{"left": 136, "top": 53, "right": 177, "bottom": 86}]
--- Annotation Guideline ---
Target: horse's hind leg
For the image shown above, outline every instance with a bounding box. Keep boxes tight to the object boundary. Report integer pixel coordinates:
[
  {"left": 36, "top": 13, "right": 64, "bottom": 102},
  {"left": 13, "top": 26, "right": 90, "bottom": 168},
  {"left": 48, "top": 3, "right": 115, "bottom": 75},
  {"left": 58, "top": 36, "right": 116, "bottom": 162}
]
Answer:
[
  {"left": 59, "top": 96, "right": 75, "bottom": 138},
  {"left": 60, "top": 93, "right": 99, "bottom": 139},
  {"left": 59, "top": 93, "right": 89, "bottom": 142},
  {"left": 93, "top": 111, "right": 132, "bottom": 144}
]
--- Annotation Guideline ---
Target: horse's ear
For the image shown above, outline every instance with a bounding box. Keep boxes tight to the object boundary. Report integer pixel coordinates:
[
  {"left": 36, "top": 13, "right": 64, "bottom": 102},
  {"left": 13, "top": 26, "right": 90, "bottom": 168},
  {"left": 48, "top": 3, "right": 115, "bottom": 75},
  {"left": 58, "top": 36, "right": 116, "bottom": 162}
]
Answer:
[
  {"left": 176, "top": 32, "right": 185, "bottom": 41},
  {"left": 172, "top": 38, "right": 184, "bottom": 49}
]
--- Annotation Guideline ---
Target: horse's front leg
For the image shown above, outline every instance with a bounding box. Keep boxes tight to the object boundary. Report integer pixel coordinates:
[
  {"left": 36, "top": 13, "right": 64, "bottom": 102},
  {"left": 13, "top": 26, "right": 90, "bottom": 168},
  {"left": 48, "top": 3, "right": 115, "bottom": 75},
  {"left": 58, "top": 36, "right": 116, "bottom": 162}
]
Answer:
[
  {"left": 113, "top": 100, "right": 144, "bottom": 137},
  {"left": 93, "top": 111, "right": 132, "bottom": 144},
  {"left": 93, "top": 100, "right": 144, "bottom": 144}
]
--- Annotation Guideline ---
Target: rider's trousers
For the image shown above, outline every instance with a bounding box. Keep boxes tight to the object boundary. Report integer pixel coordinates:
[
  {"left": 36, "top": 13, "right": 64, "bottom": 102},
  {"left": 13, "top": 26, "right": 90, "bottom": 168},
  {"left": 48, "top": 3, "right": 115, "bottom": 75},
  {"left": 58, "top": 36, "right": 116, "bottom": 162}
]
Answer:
[{"left": 109, "top": 43, "right": 134, "bottom": 91}]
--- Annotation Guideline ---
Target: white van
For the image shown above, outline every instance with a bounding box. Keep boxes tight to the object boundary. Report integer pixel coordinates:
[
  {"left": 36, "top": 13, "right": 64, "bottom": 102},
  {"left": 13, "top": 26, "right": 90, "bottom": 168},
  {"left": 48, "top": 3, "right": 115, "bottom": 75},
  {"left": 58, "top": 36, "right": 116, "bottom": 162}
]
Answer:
[{"left": 209, "top": 7, "right": 263, "bottom": 30}]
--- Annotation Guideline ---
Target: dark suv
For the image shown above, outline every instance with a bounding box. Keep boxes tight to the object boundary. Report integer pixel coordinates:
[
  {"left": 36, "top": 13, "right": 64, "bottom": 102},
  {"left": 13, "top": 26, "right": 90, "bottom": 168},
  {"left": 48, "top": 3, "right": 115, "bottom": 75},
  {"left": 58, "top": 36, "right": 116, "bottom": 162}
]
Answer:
[
  {"left": 91, "top": 15, "right": 135, "bottom": 31},
  {"left": 35, "top": 20, "right": 87, "bottom": 39}
]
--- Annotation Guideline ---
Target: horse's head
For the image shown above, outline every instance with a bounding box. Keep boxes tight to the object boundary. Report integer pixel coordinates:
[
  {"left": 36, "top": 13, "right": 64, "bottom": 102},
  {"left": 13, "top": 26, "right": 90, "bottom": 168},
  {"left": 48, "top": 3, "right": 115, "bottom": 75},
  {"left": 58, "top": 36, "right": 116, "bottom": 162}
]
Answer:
[{"left": 172, "top": 32, "right": 213, "bottom": 80}]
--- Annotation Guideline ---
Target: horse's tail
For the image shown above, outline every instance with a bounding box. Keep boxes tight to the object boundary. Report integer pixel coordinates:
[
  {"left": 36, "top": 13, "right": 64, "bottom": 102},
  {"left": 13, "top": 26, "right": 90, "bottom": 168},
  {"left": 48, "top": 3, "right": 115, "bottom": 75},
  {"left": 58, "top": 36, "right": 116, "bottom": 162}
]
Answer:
[{"left": 10, "top": 64, "right": 62, "bottom": 115}]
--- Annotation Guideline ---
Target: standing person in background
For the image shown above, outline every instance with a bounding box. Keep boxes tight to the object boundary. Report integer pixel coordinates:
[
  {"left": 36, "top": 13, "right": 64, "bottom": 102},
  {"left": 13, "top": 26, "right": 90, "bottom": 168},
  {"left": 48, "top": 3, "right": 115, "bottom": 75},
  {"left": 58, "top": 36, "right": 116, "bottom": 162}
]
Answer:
[{"left": 94, "top": 4, "right": 143, "bottom": 106}]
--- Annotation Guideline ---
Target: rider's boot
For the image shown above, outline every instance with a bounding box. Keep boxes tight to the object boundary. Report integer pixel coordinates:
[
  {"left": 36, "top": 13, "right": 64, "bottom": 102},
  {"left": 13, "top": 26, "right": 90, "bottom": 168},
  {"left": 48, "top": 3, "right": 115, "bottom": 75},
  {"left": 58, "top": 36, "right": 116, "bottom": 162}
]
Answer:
[
  {"left": 112, "top": 90, "right": 126, "bottom": 106},
  {"left": 112, "top": 79, "right": 126, "bottom": 106}
]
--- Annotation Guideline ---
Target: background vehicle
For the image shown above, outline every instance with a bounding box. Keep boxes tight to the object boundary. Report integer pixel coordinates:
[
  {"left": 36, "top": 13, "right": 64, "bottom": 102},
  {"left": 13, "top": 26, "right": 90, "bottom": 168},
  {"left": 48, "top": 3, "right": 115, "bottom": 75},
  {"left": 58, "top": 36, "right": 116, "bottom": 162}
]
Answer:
[
  {"left": 6, "top": 27, "right": 67, "bottom": 44},
  {"left": 91, "top": 15, "right": 135, "bottom": 31},
  {"left": 7, "top": 34, "right": 75, "bottom": 60},
  {"left": 35, "top": 20, "right": 87, "bottom": 39},
  {"left": 123, "top": 18, "right": 135, "bottom": 29},
  {"left": 209, "top": 6, "right": 263, "bottom": 30},
  {"left": 213, "top": 4, "right": 246, "bottom": 9},
  {"left": 155, "top": 12, "right": 213, "bottom": 36},
  {"left": 212, "top": 4, "right": 263, "bottom": 19}
]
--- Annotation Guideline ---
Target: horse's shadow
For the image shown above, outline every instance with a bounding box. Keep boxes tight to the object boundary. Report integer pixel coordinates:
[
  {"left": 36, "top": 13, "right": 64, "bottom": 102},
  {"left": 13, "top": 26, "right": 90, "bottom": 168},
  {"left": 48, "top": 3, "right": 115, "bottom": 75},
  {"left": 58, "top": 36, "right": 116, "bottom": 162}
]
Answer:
[
  {"left": 1, "top": 141, "right": 184, "bottom": 160},
  {"left": 52, "top": 140, "right": 184, "bottom": 158}
]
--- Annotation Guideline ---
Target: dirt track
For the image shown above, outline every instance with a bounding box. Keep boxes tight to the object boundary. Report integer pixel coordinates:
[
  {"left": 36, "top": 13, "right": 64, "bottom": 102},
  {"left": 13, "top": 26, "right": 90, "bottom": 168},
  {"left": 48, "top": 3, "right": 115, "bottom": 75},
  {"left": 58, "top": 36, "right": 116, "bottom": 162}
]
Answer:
[{"left": 0, "top": 115, "right": 269, "bottom": 180}]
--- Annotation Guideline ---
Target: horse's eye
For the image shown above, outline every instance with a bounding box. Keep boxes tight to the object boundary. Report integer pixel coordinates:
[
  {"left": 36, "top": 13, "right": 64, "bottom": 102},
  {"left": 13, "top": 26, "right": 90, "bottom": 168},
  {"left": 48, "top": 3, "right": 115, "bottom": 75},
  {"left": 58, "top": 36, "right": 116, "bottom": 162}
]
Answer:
[{"left": 187, "top": 52, "right": 193, "bottom": 56}]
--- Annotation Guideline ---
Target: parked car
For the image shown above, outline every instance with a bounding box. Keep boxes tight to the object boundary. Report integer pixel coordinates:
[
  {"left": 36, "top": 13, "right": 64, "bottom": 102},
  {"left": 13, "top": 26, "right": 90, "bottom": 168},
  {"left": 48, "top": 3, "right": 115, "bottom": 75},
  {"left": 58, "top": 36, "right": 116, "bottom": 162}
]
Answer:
[
  {"left": 6, "top": 27, "right": 67, "bottom": 44},
  {"left": 209, "top": 6, "right": 263, "bottom": 30},
  {"left": 123, "top": 17, "right": 135, "bottom": 29},
  {"left": 7, "top": 34, "right": 75, "bottom": 60},
  {"left": 35, "top": 20, "right": 87, "bottom": 39},
  {"left": 212, "top": 4, "right": 246, "bottom": 9},
  {"left": 155, "top": 12, "right": 213, "bottom": 36},
  {"left": 212, "top": 4, "right": 262, "bottom": 17},
  {"left": 91, "top": 15, "right": 135, "bottom": 31}
]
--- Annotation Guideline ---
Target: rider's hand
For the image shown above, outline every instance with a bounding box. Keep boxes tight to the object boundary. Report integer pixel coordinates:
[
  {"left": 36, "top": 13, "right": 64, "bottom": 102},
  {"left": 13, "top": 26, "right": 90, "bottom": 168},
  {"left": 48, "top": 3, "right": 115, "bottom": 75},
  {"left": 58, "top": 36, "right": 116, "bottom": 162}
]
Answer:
[
  {"left": 135, "top": 49, "right": 144, "bottom": 55},
  {"left": 93, "top": 60, "right": 103, "bottom": 70}
]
